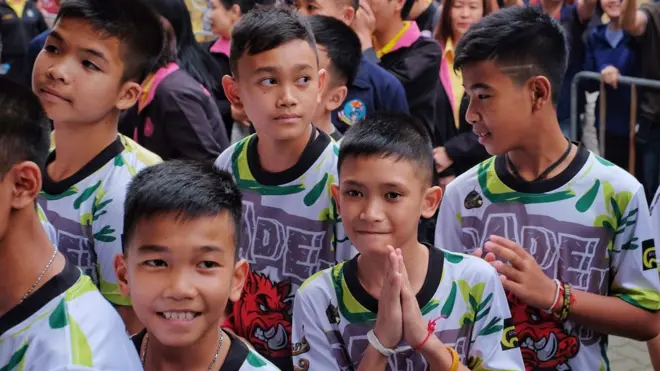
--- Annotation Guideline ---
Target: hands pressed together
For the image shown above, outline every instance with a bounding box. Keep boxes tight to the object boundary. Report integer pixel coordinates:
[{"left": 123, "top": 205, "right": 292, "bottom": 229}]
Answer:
[{"left": 373, "top": 246, "right": 433, "bottom": 350}]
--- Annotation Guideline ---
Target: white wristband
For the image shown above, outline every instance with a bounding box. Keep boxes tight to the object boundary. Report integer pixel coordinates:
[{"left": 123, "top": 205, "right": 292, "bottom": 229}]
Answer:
[{"left": 367, "top": 330, "right": 396, "bottom": 357}]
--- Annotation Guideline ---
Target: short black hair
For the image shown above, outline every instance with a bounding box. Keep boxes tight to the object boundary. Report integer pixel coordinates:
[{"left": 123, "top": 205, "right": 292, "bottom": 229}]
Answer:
[
  {"left": 220, "top": 0, "right": 258, "bottom": 13},
  {"left": 0, "top": 77, "right": 51, "bottom": 178},
  {"left": 229, "top": 7, "right": 317, "bottom": 77},
  {"left": 351, "top": 0, "right": 359, "bottom": 10},
  {"left": 307, "top": 15, "right": 361, "bottom": 87},
  {"left": 339, "top": 112, "right": 434, "bottom": 185},
  {"left": 56, "top": 0, "right": 166, "bottom": 82},
  {"left": 453, "top": 6, "right": 568, "bottom": 105},
  {"left": 401, "top": 0, "right": 415, "bottom": 20},
  {"left": 123, "top": 161, "right": 243, "bottom": 260}
]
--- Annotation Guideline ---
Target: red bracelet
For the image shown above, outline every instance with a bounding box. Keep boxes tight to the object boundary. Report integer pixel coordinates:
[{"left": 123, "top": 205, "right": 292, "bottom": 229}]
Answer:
[{"left": 413, "top": 316, "right": 442, "bottom": 350}]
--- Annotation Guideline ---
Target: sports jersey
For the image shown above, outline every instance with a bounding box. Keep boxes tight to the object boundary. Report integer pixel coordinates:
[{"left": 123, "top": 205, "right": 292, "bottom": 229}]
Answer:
[
  {"left": 38, "top": 134, "right": 161, "bottom": 306},
  {"left": 291, "top": 245, "right": 525, "bottom": 371},
  {"left": 0, "top": 260, "right": 142, "bottom": 370},
  {"left": 435, "top": 145, "right": 660, "bottom": 371},
  {"left": 214, "top": 128, "right": 354, "bottom": 369},
  {"left": 132, "top": 330, "right": 281, "bottom": 370}
]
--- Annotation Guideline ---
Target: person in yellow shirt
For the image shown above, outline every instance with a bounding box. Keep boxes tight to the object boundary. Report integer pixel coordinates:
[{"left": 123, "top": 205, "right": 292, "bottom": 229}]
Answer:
[{"left": 431, "top": 0, "right": 496, "bottom": 184}]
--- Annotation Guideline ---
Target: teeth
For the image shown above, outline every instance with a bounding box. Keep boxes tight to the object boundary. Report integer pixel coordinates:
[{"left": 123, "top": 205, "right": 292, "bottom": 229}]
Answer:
[{"left": 162, "top": 311, "right": 197, "bottom": 321}]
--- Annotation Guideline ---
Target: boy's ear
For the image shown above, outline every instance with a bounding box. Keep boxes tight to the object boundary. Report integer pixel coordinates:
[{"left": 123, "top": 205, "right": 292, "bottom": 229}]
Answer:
[
  {"left": 229, "top": 259, "right": 249, "bottom": 303},
  {"left": 317, "top": 68, "right": 328, "bottom": 105},
  {"left": 341, "top": 6, "right": 357, "bottom": 25},
  {"left": 9, "top": 162, "right": 42, "bottom": 210},
  {"left": 421, "top": 185, "right": 443, "bottom": 219},
  {"left": 114, "top": 253, "right": 131, "bottom": 298},
  {"left": 325, "top": 86, "right": 348, "bottom": 112},
  {"left": 330, "top": 184, "right": 341, "bottom": 214},
  {"left": 116, "top": 81, "right": 142, "bottom": 111},
  {"left": 529, "top": 76, "right": 551, "bottom": 113},
  {"left": 230, "top": 4, "right": 242, "bottom": 22},
  {"left": 223, "top": 75, "right": 244, "bottom": 111}
]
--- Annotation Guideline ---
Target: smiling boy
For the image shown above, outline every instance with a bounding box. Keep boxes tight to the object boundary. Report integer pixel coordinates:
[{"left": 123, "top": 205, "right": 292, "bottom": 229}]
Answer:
[{"left": 116, "top": 161, "right": 278, "bottom": 371}]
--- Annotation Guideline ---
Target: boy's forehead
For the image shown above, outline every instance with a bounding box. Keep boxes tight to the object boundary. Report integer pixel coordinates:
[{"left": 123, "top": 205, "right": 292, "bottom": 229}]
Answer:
[
  {"left": 128, "top": 213, "right": 237, "bottom": 255},
  {"left": 238, "top": 40, "right": 318, "bottom": 76},
  {"left": 461, "top": 60, "right": 514, "bottom": 91},
  {"left": 51, "top": 18, "right": 123, "bottom": 64}
]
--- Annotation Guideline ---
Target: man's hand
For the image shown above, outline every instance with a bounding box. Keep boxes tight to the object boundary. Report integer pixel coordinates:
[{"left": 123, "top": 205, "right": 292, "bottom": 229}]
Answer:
[
  {"left": 433, "top": 147, "right": 454, "bottom": 174},
  {"left": 483, "top": 235, "right": 557, "bottom": 310},
  {"left": 352, "top": 0, "right": 376, "bottom": 51},
  {"left": 601, "top": 65, "right": 620, "bottom": 89},
  {"left": 373, "top": 246, "right": 403, "bottom": 348},
  {"left": 399, "top": 250, "right": 434, "bottom": 348}
]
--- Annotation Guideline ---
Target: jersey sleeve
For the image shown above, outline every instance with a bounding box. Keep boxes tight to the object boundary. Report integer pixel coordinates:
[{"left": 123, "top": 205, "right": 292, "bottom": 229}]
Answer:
[
  {"left": 435, "top": 181, "right": 466, "bottom": 253},
  {"left": 214, "top": 145, "right": 234, "bottom": 172},
  {"left": 467, "top": 266, "right": 525, "bottom": 371},
  {"left": 609, "top": 185, "right": 660, "bottom": 311},
  {"left": 92, "top": 178, "right": 131, "bottom": 306},
  {"left": 291, "top": 288, "right": 342, "bottom": 371}
]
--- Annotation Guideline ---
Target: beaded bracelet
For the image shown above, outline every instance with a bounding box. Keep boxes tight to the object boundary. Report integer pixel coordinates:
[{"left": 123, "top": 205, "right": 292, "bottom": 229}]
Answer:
[{"left": 557, "top": 282, "right": 575, "bottom": 322}]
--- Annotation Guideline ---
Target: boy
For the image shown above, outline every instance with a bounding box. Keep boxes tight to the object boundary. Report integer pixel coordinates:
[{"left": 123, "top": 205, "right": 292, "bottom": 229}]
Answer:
[
  {"left": 0, "top": 77, "right": 142, "bottom": 370},
  {"left": 308, "top": 15, "right": 362, "bottom": 141},
  {"left": 292, "top": 113, "right": 524, "bottom": 370},
  {"left": 215, "top": 7, "right": 354, "bottom": 369},
  {"left": 367, "top": 0, "right": 441, "bottom": 140},
  {"left": 297, "top": 0, "right": 409, "bottom": 133},
  {"left": 32, "top": 0, "right": 164, "bottom": 335},
  {"left": 435, "top": 7, "right": 660, "bottom": 371},
  {"left": 115, "top": 160, "right": 279, "bottom": 371}
]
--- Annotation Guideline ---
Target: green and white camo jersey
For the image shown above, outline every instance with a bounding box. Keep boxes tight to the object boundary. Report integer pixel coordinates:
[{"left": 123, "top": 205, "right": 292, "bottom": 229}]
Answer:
[
  {"left": 0, "top": 260, "right": 142, "bottom": 370},
  {"left": 435, "top": 145, "right": 660, "bottom": 371},
  {"left": 38, "top": 135, "right": 161, "bottom": 306},
  {"left": 292, "top": 245, "right": 525, "bottom": 371}
]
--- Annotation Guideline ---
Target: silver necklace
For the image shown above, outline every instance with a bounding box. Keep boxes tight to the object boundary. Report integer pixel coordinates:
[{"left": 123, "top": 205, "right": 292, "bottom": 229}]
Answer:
[
  {"left": 141, "top": 328, "right": 225, "bottom": 371},
  {"left": 21, "top": 248, "right": 58, "bottom": 304}
]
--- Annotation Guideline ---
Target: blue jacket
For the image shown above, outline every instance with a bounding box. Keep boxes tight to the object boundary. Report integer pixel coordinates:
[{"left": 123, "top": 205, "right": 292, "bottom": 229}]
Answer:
[
  {"left": 584, "top": 24, "right": 638, "bottom": 135},
  {"left": 332, "top": 55, "right": 409, "bottom": 133}
]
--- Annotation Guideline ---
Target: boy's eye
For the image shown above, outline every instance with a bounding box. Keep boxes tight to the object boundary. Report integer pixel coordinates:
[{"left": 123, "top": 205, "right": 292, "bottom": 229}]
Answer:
[
  {"left": 197, "top": 261, "right": 219, "bottom": 269},
  {"left": 296, "top": 76, "right": 310, "bottom": 84},
  {"left": 144, "top": 259, "right": 167, "bottom": 267},
  {"left": 82, "top": 60, "right": 100, "bottom": 71},
  {"left": 477, "top": 94, "right": 491, "bottom": 100},
  {"left": 385, "top": 192, "right": 401, "bottom": 200},
  {"left": 260, "top": 78, "right": 276, "bottom": 86},
  {"left": 344, "top": 189, "right": 362, "bottom": 197},
  {"left": 44, "top": 45, "right": 59, "bottom": 54}
]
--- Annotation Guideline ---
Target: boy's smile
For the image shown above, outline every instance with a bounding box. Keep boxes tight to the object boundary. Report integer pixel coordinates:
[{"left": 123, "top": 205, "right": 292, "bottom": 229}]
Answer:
[
  {"left": 118, "top": 213, "right": 244, "bottom": 347},
  {"left": 333, "top": 155, "right": 436, "bottom": 255}
]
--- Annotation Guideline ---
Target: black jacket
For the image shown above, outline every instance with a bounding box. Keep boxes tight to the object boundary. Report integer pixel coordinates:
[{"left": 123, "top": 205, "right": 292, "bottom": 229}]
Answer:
[
  {"left": 433, "top": 84, "right": 490, "bottom": 177},
  {"left": 379, "top": 36, "right": 442, "bottom": 140}
]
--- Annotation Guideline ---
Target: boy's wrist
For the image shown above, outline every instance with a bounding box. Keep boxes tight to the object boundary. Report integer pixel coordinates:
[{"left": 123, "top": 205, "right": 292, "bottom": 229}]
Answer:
[{"left": 418, "top": 336, "right": 454, "bottom": 368}]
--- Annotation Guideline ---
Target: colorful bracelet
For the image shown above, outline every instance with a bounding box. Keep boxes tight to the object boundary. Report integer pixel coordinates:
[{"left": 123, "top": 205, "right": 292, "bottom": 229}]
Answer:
[
  {"left": 413, "top": 317, "right": 442, "bottom": 350},
  {"left": 447, "top": 346, "right": 460, "bottom": 371},
  {"left": 555, "top": 282, "right": 574, "bottom": 322}
]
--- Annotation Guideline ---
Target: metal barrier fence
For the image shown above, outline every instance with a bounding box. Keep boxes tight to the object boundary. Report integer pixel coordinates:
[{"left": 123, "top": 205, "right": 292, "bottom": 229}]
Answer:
[{"left": 570, "top": 71, "right": 660, "bottom": 174}]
